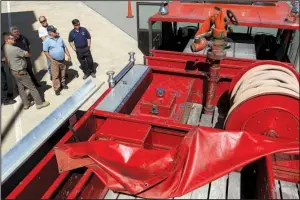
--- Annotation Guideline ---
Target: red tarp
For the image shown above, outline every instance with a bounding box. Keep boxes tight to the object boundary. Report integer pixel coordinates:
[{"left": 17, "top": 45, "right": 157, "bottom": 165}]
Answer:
[{"left": 54, "top": 127, "right": 299, "bottom": 198}]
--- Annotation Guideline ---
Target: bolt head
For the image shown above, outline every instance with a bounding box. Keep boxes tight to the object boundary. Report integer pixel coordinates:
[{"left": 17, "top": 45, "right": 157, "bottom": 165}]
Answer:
[{"left": 106, "top": 71, "right": 115, "bottom": 76}]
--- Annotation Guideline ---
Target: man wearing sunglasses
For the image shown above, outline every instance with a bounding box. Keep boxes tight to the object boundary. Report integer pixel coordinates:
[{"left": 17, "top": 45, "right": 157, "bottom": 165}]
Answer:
[
  {"left": 43, "top": 25, "right": 71, "bottom": 96},
  {"left": 68, "top": 19, "right": 95, "bottom": 80},
  {"left": 2, "top": 32, "right": 50, "bottom": 110},
  {"left": 10, "top": 26, "right": 41, "bottom": 87},
  {"left": 38, "top": 16, "right": 52, "bottom": 79}
]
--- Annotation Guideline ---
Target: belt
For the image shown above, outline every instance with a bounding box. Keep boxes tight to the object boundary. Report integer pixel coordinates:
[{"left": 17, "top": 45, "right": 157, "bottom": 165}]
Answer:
[
  {"left": 11, "top": 69, "right": 26, "bottom": 73},
  {"left": 76, "top": 45, "right": 88, "bottom": 49},
  {"left": 11, "top": 69, "right": 27, "bottom": 75},
  {"left": 53, "top": 59, "right": 64, "bottom": 63}
]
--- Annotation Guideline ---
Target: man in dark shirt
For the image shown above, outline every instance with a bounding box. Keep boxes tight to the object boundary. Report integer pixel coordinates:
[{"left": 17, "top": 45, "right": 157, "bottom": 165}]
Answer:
[
  {"left": 1, "top": 32, "right": 16, "bottom": 105},
  {"left": 68, "top": 19, "right": 96, "bottom": 80},
  {"left": 10, "top": 26, "right": 41, "bottom": 87}
]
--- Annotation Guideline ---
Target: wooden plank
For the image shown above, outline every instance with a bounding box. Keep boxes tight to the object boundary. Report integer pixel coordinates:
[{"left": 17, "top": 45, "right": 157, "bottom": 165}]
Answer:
[
  {"left": 187, "top": 103, "right": 203, "bottom": 125},
  {"left": 209, "top": 175, "right": 228, "bottom": 199},
  {"left": 174, "top": 192, "right": 192, "bottom": 199},
  {"left": 118, "top": 193, "right": 136, "bottom": 199},
  {"left": 181, "top": 102, "right": 193, "bottom": 124},
  {"left": 212, "top": 106, "right": 219, "bottom": 128},
  {"left": 279, "top": 181, "right": 299, "bottom": 199},
  {"left": 275, "top": 180, "right": 282, "bottom": 199},
  {"left": 104, "top": 190, "right": 119, "bottom": 199},
  {"left": 191, "top": 184, "right": 210, "bottom": 199},
  {"left": 227, "top": 172, "right": 241, "bottom": 199}
]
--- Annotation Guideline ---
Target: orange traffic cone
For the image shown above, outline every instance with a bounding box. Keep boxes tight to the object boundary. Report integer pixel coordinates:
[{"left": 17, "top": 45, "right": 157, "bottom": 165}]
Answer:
[{"left": 126, "top": 0, "right": 134, "bottom": 18}]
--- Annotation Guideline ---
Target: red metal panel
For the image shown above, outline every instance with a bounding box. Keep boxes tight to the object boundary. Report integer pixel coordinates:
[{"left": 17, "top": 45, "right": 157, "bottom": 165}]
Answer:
[
  {"left": 131, "top": 73, "right": 195, "bottom": 122},
  {"left": 272, "top": 154, "right": 299, "bottom": 183},
  {"left": 150, "top": 50, "right": 257, "bottom": 66},
  {"left": 76, "top": 174, "right": 108, "bottom": 199},
  {"left": 140, "top": 89, "right": 177, "bottom": 117},
  {"left": 41, "top": 172, "right": 70, "bottom": 199},
  {"left": 96, "top": 118, "right": 151, "bottom": 146},
  {"left": 93, "top": 110, "right": 192, "bottom": 132},
  {"left": 66, "top": 170, "right": 93, "bottom": 199},
  {"left": 146, "top": 55, "right": 254, "bottom": 79},
  {"left": 149, "top": 2, "right": 300, "bottom": 30},
  {"left": 144, "top": 128, "right": 185, "bottom": 150}
]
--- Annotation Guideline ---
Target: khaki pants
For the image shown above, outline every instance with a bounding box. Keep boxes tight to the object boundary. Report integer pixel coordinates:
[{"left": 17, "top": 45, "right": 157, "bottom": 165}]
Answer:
[
  {"left": 11, "top": 70, "right": 43, "bottom": 106},
  {"left": 51, "top": 60, "right": 66, "bottom": 91}
]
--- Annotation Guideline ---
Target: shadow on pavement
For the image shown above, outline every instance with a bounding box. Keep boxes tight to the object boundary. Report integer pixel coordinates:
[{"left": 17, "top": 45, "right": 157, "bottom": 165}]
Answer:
[
  {"left": 37, "top": 80, "right": 52, "bottom": 101},
  {"left": 66, "top": 68, "right": 79, "bottom": 85},
  {"left": 78, "top": 62, "right": 99, "bottom": 71},
  {"left": 1, "top": 102, "right": 24, "bottom": 143}
]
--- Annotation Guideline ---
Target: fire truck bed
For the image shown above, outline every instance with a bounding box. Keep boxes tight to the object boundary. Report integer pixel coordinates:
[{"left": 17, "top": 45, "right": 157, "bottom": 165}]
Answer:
[
  {"left": 183, "top": 39, "right": 257, "bottom": 60},
  {"left": 103, "top": 178, "right": 300, "bottom": 199},
  {"left": 275, "top": 180, "right": 300, "bottom": 199},
  {"left": 103, "top": 172, "right": 239, "bottom": 199}
]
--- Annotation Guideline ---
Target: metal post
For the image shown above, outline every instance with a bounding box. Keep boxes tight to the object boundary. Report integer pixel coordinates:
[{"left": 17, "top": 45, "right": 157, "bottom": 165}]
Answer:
[
  {"left": 204, "top": 37, "right": 226, "bottom": 115},
  {"left": 107, "top": 52, "right": 136, "bottom": 88},
  {"left": 129, "top": 52, "right": 135, "bottom": 63},
  {"left": 107, "top": 71, "right": 115, "bottom": 88}
]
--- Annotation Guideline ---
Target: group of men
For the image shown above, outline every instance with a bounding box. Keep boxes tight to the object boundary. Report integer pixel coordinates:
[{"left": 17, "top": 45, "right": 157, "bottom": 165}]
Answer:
[{"left": 1, "top": 16, "right": 96, "bottom": 109}]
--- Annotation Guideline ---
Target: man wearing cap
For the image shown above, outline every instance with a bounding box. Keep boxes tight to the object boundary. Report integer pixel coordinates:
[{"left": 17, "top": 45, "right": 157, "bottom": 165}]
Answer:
[
  {"left": 43, "top": 25, "right": 71, "bottom": 96},
  {"left": 10, "top": 26, "right": 41, "bottom": 87},
  {"left": 3, "top": 32, "right": 50, "bottom": 110},
  {"left": 68, "top": 19, "right": 95, "bottom": 79}
]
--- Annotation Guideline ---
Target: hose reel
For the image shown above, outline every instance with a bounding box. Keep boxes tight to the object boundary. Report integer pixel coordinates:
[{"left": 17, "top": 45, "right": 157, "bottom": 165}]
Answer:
[{"left": 225, "top": 61, "right": 299, "bottom": 141}]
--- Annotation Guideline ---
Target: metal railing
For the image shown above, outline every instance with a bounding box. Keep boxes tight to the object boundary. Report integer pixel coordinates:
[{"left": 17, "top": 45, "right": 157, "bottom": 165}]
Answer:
[
  {"left": 107, "top": 52, "right": 136, "bottom": 88},
  {"left": 1, "top": 79, "right": 101, "bottom": 184}
]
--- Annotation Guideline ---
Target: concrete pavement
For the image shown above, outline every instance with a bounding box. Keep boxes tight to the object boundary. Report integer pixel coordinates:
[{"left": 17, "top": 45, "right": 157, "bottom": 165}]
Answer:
[{"left": 1, "top": 1, "right": 144, "bottom": 155}]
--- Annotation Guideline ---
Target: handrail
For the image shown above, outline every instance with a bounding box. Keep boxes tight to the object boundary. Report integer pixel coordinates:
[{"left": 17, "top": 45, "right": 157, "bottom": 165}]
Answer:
[
  {"left": 107, "top": 52, "right": 136, "bottom": 88},
  {"left": 1, "top": 79, "right": 101, "bottom": 184}
]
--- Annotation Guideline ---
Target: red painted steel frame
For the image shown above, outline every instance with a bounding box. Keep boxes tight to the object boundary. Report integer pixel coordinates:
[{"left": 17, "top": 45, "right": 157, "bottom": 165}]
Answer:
[
  {"left": 150, "top": 49, "right": 258, "bottom": 66},
  {"left": 6, "top": 88, "right": 112, "bottom": 199},
  {"left": 6, "top": 56, "right": 299, "bottom": 199},
  {"left": 149, "top": 1, "right": 300, "bottom": 30}
]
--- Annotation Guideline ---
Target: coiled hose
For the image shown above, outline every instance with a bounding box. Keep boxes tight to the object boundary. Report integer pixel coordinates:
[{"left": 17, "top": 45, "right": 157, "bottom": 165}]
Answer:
[{"left": 227, "top": 64, "right": 299, "bottom": 118}]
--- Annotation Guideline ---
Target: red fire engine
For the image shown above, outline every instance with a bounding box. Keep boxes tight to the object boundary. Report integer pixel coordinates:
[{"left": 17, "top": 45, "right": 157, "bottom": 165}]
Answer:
[{"left": 2, "top": 1, "right": 299, "bottom": 199}]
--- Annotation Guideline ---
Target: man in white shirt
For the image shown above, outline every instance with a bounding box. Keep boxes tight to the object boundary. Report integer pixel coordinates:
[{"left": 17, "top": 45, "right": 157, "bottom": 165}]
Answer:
[{"left": 38, "top": 16, "right": 52, "bottom": 79}]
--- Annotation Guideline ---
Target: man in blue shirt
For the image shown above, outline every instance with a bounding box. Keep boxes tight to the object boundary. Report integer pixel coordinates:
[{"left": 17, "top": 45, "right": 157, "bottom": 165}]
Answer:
[
  {"left": 43, "top": 25, "right": 71, "bottom": 95},
  {"left": 68, "top": 19, "right": 95, "bottom": 80}
]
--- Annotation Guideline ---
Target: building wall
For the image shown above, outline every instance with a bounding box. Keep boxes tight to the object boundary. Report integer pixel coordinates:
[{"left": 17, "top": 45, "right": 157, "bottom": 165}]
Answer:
[{"left": 83, "top": 1, "right": 161, "bottom": 41}]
